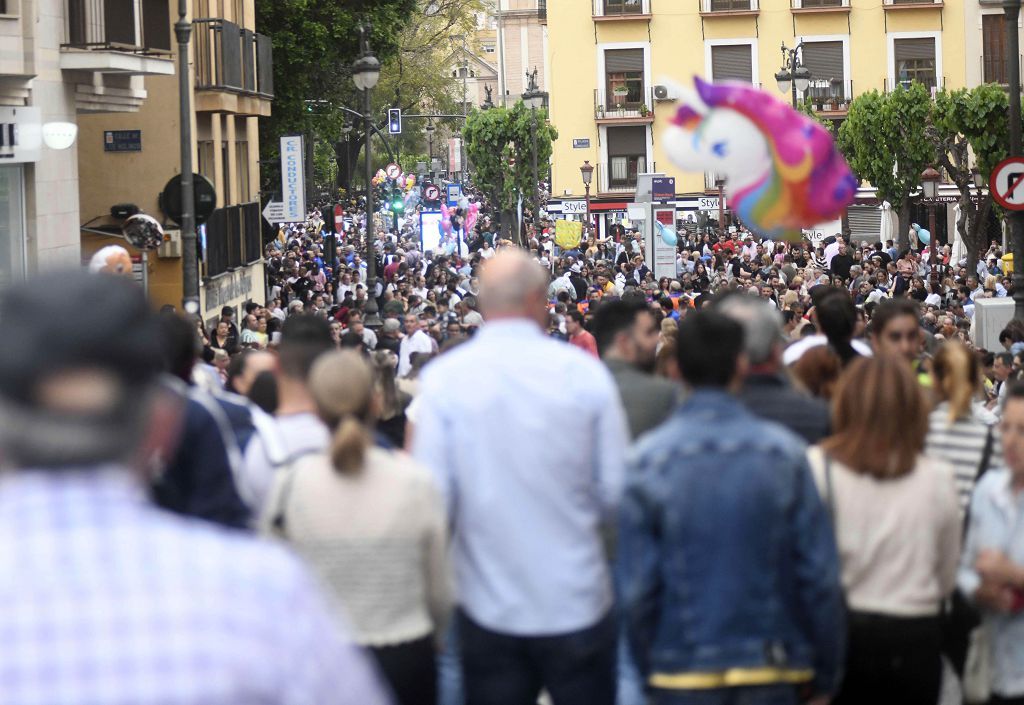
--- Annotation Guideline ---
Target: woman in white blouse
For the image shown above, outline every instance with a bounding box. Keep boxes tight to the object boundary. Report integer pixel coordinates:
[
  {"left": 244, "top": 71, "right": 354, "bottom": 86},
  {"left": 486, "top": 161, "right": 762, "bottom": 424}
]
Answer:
[
  {"left": 262, "top": 350, "right": 451, "bottom": 705},
  {"left": 806, "top": 355, "right": 961, "bottom": 705}
]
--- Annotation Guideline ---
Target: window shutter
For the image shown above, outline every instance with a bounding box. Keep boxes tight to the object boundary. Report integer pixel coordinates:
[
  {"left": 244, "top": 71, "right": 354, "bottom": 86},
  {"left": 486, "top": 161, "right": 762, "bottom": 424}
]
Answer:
[
  {"left": 711, "top": 45, "right": 753, "bottom": 83},
  {"left": 893, "top": 37, "right": 935, "bottom": 62},
  {"left": 847, "top": 206, "right": 881, "bottom": 242},
  {"left": 983, "top": 15, "right": 1008, "bottom": 84},
  {"left": 801, "top": 42, "right": 844, "bottom": 83},
  {"left": 605, "top": 49, "right": 644, "bottom": 73},
  {"left": 607, "top": 126, "right": 647, "bottom": 156}
]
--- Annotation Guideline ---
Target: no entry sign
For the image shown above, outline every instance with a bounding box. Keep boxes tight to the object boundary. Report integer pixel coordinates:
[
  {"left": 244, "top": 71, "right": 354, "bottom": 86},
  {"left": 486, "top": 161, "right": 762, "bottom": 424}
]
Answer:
[{"left": 990, "top": 157, "right": 1024, "bottom": 211}]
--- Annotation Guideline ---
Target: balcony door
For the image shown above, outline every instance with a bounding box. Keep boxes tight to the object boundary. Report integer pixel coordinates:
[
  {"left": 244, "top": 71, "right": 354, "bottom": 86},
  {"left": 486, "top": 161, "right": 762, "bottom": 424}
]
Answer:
[
  {"left": 607, "top": 126, "right": 647, "bottom": 189},
  {"left": 893, "top": 37, "right": 936, "bottom": 89},
  {"left": 604, "top": 49, "right": 645, "bottom": 111},
  {"left": 801, "top": 41, "right": 845, "bottom": 102},
  {"left": 983, "top": 15, "right": 1008, "bottom": 85},
  {"left": 710, "top": 44, "right": 753, "bottom": 83}
]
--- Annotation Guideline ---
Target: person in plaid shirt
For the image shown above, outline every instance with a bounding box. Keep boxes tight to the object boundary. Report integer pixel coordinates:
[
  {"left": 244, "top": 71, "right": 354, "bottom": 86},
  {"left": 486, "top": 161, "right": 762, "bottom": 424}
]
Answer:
[{"left": 0, "top": 271, "right": 391, "bottom": 705}]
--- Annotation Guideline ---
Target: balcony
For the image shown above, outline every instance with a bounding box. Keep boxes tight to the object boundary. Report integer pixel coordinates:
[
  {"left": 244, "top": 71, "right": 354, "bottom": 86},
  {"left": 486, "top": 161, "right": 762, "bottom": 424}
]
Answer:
[
  {"left": 193, "top": 19, "right": 274, "bottom": 116},
  {"left": 593, "top": 0, "right": 652, "bottom": 20},
  {"left": 791, "top": 0, "right": 850, "bottom": 12},
  {"left": 704, "top": 171, "right": 726, "bottom": 193},
  {"left": 594, "top": 87, "right": 654, "bottom": 123},
  {"left": 700, "top": 0, "right": 759, "bottom": 17},
  {"left": 806, "top": 79, "right": 853, "bottom": 114},
  {"left": 597, "top": 161, "right": 649, "bottom": 194},
  {"left": 883, "top": 0, "right": 944, "bottom": 9},
  {"left": 204, "top": 202, "right": 262, "bottom": 279},
  {"left": 61, "top": 0, "right": 174, "bottom": 75},
  {"left": 883, "top": 75, "right": 945, "bottom": 95}
]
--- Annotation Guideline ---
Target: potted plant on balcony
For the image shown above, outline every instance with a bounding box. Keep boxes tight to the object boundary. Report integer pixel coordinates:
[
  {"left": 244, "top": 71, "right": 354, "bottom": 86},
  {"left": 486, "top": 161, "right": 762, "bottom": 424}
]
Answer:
[
  {"left": 613, "top": 85, "right": 629, "bottom": 115},
  {"left": 639, "top": 103, "right": 650, "bottom": 117}
]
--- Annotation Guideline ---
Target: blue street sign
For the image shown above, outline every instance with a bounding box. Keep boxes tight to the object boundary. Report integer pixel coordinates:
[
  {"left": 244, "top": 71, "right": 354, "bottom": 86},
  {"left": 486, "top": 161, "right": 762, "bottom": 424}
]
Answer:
[
  {"left": 446, "top": 183, "right": 462, "bottom": 207},
  {"left": 651, "top": 176, "right": 676, "bottom": 201}
]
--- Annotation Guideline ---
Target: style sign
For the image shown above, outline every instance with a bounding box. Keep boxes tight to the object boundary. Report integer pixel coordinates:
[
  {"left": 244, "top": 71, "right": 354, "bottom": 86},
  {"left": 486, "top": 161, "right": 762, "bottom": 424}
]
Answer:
[
  {"left": 280, "top": 135, "right": 306, "bottom": 223},
  {"left": 991, "top": 157, "right": 1024, "bottom": 211},
  {"left": 104, "top": 130, "right": 142, "bottom": 152},
  {"left": 698, "top": 197, "right": 724, "bottom": 211},
  {"left": 572, "top": 138, "right": 591, "bottom": 149},
  {"left": 561, "top": 201, "right": 587, "bottom": 215}
]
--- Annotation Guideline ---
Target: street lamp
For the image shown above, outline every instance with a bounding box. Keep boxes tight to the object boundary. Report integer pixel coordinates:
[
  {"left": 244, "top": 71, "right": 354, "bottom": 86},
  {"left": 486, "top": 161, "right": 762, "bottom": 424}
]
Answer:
[
  {"left": 352, "top": 25, "right": 382, "bottom": 329},
  {"left": 775, "top": 42, "right": 810, "bottom": 109},
  {"left": 176, "top": 0, "right": 198, "bottom": 314},
  {"left": 522, "top": 68, "right": 548, "bottom": 230},
  {"left": 921, "top": 166, "right": 941, "bottom": 289},
  {"left": 580, "top": 160, "right": 594, "bottom": 234}
]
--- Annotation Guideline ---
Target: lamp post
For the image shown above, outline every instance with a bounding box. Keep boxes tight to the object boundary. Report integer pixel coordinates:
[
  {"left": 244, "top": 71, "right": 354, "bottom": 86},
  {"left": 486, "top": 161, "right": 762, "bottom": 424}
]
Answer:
[
  {"left": 352, "top": 25, "right": 382, "bottom": 329},
  {"left": 176, "top": 0, "right": 198, "bottom": 314},
  {"left": 1004, "top": 0, "right": 1024, "bottom": 320},
  {"left": 921, "top": 166, "right": 941, "bottom": 290},
  {"left": 522, "top": 68, "right": 548, "bottom": 228},
  {"left": 580, "top": 160, "right": 594, "bottom": 234},
  {"left": 716, "top": 175, "right": 726, "bottom": 239},
  {"left": 774, "top": 42, "right": 811, "bottom": 109}
]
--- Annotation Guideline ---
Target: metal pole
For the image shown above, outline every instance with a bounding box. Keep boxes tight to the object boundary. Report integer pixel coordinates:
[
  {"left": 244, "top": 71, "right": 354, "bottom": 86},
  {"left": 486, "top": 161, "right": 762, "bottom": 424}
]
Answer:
[
  {"left": 532, "top": 107, "right": 539, "bottom": 231},
  {"left": 790, "top": 49, "right": 798, "bottom": 109},
  {"left": 585, "top": 183, "right": 591, "bottom": 235},
  {"left": 1004, "top": 0, "right": 1024, "bottom": 320},
  {"left": 176, "top": 0, "right": 198, "bottom": 313},
  {"left": 929, "top": 202, "right": 938, "bottom": 289},
  {"left": 718, "top": 181, "right": 725, "bottom": 239},
  {"left": 364, "top": 83, "right": 381, "bottom": 328},
  {"left": 462, "top": 34, "right": 469, "bottom": 182}
]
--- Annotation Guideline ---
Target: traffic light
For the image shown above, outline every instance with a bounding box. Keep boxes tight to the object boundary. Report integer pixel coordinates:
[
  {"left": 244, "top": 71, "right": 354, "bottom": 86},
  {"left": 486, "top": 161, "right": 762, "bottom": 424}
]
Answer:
[
  {"left": 388, "top": 108, "right": 402, "bottom": 135},
  {"left": 391, "top": 187, "right": 404, "bottom": 213}
]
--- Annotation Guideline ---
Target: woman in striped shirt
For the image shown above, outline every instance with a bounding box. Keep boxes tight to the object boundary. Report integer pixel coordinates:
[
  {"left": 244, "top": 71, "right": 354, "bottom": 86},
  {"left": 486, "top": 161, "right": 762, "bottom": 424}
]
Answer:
[{"left": 927, "top": 341, "right": 1001, "bottom": 517}]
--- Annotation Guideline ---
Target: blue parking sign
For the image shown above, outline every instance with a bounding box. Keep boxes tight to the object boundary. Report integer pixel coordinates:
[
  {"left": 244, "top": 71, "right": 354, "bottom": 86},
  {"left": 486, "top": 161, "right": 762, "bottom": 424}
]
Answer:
[{"left": 447, "top": 184, "right": 461, "bottom": 207}]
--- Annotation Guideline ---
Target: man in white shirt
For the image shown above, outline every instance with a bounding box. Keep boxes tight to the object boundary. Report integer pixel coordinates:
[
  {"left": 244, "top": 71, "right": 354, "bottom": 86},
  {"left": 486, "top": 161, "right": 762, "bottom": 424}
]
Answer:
[
  {"left": 398, "top": 313, "right": 434, "bottom": 378},
  {"left": 413, "top": 250, "right": 628, "bottom": 705}
]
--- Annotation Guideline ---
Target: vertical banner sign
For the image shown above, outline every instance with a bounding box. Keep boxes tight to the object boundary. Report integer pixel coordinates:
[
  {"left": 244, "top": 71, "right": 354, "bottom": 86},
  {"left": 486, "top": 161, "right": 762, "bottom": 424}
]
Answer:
[
  {"left": 653, "top": 206, "right": 677, "bottom": 281},
  {"left": 280, "top": 135, "right": 306, "bottom": 223},
  {"left": 448, "top": 138, "right": 462, "bottom": 173}
]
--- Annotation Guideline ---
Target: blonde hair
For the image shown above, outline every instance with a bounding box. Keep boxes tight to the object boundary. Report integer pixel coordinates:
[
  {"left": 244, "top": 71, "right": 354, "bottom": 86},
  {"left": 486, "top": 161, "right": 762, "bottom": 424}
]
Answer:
[
  {"left": 932, "top": 341, "right": 980, "bottom": 422},
  {"left": 309, "top": 350, "right": 375, "bottom": 474}
]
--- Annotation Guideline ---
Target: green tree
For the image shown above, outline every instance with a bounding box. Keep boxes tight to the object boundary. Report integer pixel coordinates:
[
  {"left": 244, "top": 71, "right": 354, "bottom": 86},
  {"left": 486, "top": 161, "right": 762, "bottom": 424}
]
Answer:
[
  {"left": 256, "top": 0, "right": 415, "bottom": 195},
  {"left": 463, "top": 102, "right": 557, "bottom": 242},
  {"left": 837, "top": 83, "right": 933, "bottom": 249},
  {"left": 929, "top": 85, "right": 1014, "bottom": 274}
]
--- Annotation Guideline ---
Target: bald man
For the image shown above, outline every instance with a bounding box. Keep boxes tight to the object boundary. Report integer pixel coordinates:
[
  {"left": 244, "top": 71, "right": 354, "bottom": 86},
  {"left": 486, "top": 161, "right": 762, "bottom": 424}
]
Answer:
[{"left": 413, "top": 251, "right": 628, "bottom": 705}]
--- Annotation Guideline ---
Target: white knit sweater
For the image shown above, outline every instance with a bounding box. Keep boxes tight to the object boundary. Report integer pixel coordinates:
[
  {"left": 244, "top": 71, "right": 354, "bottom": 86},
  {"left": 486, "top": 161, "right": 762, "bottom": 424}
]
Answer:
[{"left": 262, "top": 447, "right": 452, "bottom": 647}]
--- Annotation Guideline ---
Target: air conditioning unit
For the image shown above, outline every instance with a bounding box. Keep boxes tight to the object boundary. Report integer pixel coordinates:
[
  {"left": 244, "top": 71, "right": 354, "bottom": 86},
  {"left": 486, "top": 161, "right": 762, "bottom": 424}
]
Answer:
[
  {"left": 157, "top": 229, "right": 182, "bottom": 259},
  {"left": 652, "top": 84, "right": 679, "bottom": 102}
]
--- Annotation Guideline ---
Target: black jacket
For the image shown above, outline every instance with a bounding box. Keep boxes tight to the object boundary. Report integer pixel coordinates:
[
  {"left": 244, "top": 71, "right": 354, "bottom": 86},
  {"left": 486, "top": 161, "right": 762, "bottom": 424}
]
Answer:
[{"left": 738, "top": 373, "right": 830, "bottom": 445}]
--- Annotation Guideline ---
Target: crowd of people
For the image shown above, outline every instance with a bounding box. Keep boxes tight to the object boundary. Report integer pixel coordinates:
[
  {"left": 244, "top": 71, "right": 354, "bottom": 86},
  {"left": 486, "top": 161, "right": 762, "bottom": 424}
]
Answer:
[{"left": 4, "top": 187, "right": 1024, "bottom": 705}]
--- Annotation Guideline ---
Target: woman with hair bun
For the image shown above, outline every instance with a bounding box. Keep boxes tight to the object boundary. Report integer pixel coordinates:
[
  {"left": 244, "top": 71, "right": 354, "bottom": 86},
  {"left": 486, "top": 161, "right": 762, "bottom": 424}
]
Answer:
[{"left": 261, "top": 350, "right": 451, "bottom": 705}]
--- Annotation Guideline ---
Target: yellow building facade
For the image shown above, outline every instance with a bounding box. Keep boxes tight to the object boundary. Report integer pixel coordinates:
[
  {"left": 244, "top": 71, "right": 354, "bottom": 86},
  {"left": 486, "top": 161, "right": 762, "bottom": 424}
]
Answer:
[
  {"left": 77, "top": 0, "right": 270, "bottom": 319},
  {"left": 545, "top": 0, "right": 964, "bottom": 236}
]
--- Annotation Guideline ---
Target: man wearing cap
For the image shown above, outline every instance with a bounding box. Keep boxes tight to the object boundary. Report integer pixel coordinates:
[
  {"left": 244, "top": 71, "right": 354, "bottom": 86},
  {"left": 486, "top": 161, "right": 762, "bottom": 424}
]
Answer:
[{"left": 0, "top": 271, "right": 389, "bottom": 704}]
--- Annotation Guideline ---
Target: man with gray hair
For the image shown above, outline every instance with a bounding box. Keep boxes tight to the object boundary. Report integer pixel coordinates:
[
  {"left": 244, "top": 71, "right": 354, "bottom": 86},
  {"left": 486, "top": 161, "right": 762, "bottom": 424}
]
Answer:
[
  {"left": 718, "top": 294, "right": 830, "bottom": 444},
  {"left": 413, "top": 249, "right": 628, "bottom": 705}
]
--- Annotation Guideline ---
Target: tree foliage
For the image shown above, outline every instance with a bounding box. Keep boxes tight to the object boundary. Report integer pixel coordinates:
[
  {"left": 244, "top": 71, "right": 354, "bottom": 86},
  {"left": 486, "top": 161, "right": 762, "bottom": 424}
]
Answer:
[
  {"left": 837, "top": 83, "right": 933, "bottom": 249},
  {"left": 929, "top": 85, "right": 1011, "bottom": 273},
  {"left": 256, "top": 0, "right": 415, "bottom": 193},
  {"left": 463, "top": 102, "right": 557, "bottom": 239}
]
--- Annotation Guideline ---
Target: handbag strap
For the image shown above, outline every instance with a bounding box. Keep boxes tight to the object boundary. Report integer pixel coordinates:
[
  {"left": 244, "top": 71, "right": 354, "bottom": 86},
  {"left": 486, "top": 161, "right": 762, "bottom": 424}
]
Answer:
[
  {"left": 977, "top": 424, "right": 995, "bottom": 482},
  {"left": 269, "top": 449, "right": 322, "bottom": 538}
]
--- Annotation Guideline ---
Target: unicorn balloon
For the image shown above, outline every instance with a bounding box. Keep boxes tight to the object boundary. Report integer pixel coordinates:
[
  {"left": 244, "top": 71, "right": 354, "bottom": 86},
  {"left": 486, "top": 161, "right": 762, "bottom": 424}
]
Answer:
[{"left": 664, "top": 77, "right": 857, "bottom": 241}]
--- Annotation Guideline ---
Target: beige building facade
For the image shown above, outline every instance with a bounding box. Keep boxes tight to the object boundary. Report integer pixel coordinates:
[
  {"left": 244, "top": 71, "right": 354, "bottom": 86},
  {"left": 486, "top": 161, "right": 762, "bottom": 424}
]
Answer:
[{"left": 77, "top": 0, "right": 271, "bottom": 314}]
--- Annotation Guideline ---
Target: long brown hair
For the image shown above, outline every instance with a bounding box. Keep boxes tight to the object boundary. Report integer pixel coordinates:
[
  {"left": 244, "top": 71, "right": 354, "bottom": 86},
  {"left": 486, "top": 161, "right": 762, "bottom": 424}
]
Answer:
[
  {"left": 821, "top": 355, "right": 927, "bottom": 479},
  {"left": 932, "top": 341, "right": 980, "bottom": 423}
]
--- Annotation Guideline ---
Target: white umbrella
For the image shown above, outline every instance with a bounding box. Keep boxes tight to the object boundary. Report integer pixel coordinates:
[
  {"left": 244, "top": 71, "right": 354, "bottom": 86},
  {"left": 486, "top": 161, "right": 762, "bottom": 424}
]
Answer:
[{"left": 878, "top": 200, "right": 895, "bottom": 245}]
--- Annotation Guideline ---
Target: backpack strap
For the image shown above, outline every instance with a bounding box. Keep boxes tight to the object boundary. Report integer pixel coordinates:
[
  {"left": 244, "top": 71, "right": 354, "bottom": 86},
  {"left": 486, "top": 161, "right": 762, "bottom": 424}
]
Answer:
[{"left": 268, "top": 449, "right": 324, "bottom": 538}]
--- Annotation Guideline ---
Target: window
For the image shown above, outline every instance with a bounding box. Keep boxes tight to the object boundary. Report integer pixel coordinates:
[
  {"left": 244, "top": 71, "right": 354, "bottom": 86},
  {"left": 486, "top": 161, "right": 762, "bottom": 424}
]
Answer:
[
  {"left": 801, "top": 41, "right": 846, "bottom": 101},
  {"left": 798, "top": 0, "right": 843, "bottom": 6},
  {"left": 235, "top": 140, "right": 250, "bottom": 203},
  {"left": 483, "top": 44, "right": 496, "bottom": 53},
  {"left": 983, "top": 15, "right": 1008, "bottom": 85},
  {"left": 711, "top": 44, "right": 753, "bottom": 83},
  {"left": 607, "top": 126, "right": 646, "bottom": 188},
  {"left": 604, "top": 49, "right": 645, "bottom": 110},
  {"left": 709, "top": 0, "right": 752, "bottom": 11},
  {"left": 198, "top": 140, "right": 216, "bottom": 183},
  {"left": 233, "top": 0, "right": 244, "bottom": 27},
  {"left": 894, "top": 37, "right": 936, "bottom": 88},
  {"left": 604, "top": 0, "right": 643, "bottom": 14}
]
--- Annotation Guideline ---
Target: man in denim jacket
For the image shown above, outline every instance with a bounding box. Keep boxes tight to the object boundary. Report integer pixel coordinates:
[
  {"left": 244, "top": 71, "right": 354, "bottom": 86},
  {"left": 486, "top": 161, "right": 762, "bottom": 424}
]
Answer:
[{"left": 618, "top": 310, "right": 845, "bottom": 705}]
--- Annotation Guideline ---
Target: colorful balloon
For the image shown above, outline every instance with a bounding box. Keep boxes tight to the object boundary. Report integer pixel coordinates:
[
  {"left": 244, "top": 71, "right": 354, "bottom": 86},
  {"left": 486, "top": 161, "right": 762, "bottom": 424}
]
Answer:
[{"left": 663, "top": 77, "right": 857, "bottom": 241}]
